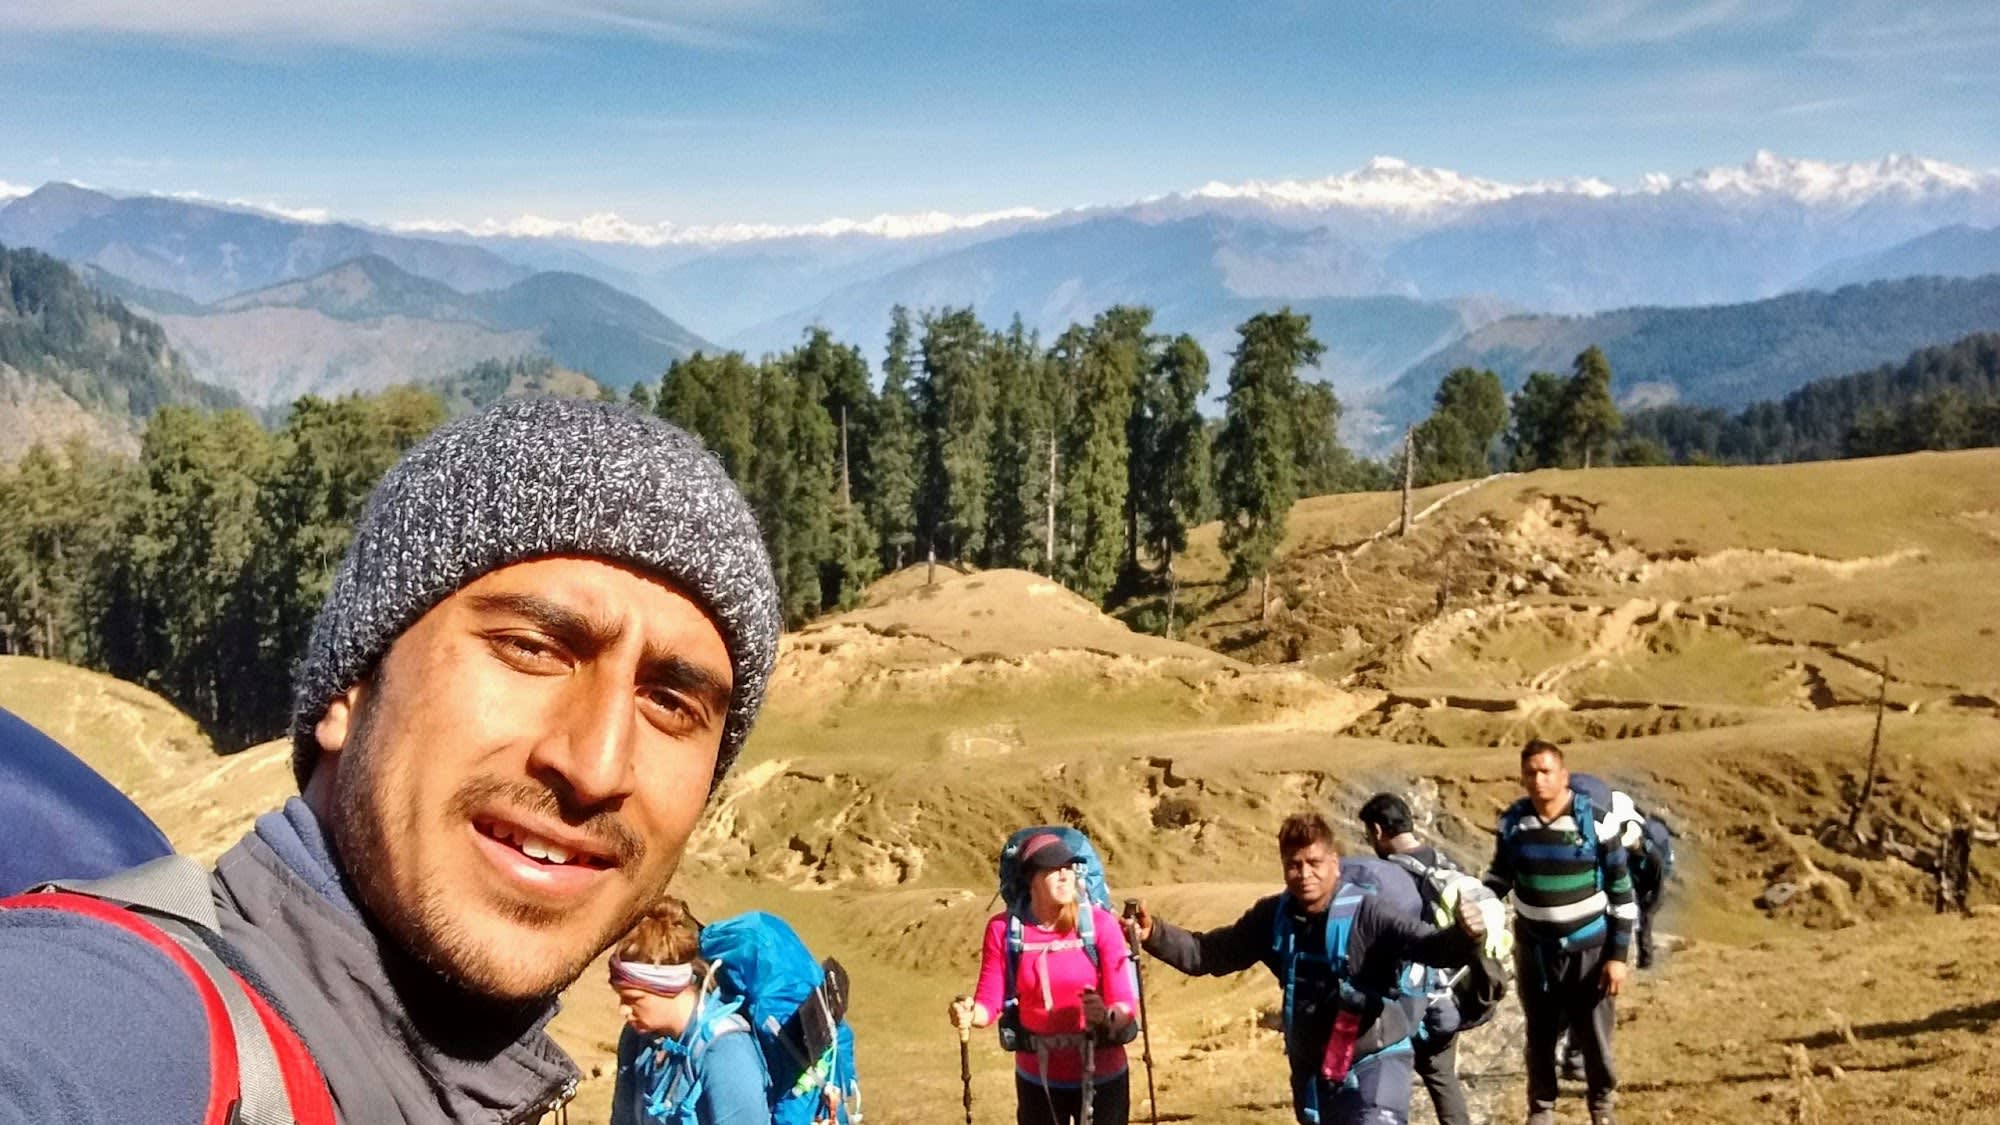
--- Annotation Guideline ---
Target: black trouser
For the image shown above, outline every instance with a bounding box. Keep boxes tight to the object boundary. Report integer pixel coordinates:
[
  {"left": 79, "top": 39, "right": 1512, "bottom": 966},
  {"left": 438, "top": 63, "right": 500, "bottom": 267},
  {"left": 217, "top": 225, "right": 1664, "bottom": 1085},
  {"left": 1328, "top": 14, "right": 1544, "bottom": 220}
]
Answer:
[
  {"left": 1518, "top": 941, "right": 1616, "bottom": 1118},
  {"left": 1633, "top": 868, "right": 1664, "bottom": 970},
  {"left": 1413, "top": 1031, "right": 1470, "bottom": 1125},
  {"left": 1015, "top": 1071, "right": 1130, "bottom": 1125}
]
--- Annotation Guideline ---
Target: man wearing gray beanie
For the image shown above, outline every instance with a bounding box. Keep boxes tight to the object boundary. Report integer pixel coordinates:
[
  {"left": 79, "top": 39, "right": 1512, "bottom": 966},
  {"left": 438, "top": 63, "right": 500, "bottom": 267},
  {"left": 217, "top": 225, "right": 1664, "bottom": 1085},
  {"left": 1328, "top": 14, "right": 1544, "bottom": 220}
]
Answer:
[{"left": 0, "top": 396, "right": 781, "bottom": 1124}]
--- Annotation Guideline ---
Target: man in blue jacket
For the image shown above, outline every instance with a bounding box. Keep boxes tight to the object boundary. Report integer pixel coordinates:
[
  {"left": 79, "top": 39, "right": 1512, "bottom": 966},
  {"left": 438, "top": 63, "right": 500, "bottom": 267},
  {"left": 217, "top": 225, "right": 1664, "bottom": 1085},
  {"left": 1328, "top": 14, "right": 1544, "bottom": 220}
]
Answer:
[{"left": 0, "top": 397, "right": 781, "bottom": 1124}]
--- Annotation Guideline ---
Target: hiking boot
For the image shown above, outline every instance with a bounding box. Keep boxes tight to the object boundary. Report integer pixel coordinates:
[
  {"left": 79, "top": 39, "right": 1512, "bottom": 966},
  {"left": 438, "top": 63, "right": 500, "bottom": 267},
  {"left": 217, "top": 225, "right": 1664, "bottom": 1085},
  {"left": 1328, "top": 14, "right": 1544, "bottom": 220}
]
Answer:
[{"left": 1525, "top": 1110, "right": 1555, "bottom": 1125}]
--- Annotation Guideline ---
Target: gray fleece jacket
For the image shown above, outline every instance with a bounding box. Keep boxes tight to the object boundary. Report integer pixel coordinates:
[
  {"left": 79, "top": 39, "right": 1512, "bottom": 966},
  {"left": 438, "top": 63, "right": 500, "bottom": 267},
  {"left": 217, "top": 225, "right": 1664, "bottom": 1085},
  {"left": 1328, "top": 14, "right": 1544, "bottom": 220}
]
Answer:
[{"left": 0, "top": 799, "right": 580, "bottom": 1125}]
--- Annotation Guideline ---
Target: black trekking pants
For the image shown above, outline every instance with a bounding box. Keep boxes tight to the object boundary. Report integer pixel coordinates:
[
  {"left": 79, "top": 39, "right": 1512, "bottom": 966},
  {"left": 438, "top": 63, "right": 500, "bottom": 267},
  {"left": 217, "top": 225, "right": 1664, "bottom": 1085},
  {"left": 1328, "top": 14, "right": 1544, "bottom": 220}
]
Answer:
[
  {"left": 1518, "top": 941, "right": 1616, "bottom": 1119},
  {"left": 1414, "top": 1031, "right": 1471, "bottom": 1125},
  {"left": 1015, "top": 1071, "right": 1129, "bottom": 1125}
]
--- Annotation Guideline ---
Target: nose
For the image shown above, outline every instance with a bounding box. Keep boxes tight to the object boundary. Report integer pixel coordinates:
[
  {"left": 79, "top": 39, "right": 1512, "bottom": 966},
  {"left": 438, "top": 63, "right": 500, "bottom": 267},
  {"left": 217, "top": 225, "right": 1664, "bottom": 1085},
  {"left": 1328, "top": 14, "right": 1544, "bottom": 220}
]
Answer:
[{"left": 527, "top": 665, "right": 639, "bottom": 811}]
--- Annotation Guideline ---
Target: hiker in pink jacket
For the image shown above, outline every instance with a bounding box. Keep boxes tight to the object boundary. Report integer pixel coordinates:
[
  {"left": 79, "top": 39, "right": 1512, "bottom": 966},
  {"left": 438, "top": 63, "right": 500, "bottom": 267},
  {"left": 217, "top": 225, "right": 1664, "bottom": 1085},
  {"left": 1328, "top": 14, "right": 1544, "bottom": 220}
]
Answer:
[{"left": 949, "top": 832, "right": 1139, "bottom": 1125}]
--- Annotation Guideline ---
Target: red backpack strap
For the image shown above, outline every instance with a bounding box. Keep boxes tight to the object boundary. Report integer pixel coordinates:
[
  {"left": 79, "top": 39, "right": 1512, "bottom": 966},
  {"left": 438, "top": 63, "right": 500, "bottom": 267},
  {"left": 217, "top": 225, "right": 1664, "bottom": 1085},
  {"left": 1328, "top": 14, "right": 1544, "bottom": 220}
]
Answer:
[
  {"left": 242, "top": 981, "right": 338, "bottom": 1125},
  {"left": 1, "top": 890, "right": 242, "bottom": 1125},
  {"left": 8, "top": 855, "right": 337, "bottom": 1125}
]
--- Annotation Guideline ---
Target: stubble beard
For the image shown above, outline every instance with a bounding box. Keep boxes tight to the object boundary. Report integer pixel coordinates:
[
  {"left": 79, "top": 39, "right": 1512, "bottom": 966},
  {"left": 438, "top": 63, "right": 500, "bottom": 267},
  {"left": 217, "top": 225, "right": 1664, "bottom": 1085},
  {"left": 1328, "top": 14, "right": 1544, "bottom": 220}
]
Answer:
[{"left": 328, "top": 696, "right": 660, "bottom": 1004}]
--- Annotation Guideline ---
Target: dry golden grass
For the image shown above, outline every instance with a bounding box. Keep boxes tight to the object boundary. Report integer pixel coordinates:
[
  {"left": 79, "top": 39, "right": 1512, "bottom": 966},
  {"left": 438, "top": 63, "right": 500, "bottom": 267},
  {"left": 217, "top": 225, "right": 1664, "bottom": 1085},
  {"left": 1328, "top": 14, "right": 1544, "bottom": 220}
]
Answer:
[{"left": 9, "top": 449, "right": 2000, "bottom": 1124}]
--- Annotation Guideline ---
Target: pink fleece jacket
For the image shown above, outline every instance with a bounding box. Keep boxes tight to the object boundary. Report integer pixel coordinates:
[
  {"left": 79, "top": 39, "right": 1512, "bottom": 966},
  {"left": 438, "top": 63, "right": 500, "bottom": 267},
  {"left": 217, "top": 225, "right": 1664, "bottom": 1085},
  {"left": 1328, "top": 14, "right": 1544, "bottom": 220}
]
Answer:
[{"left": 972, "top": 905, "right": 1138, "bottom": 1085}]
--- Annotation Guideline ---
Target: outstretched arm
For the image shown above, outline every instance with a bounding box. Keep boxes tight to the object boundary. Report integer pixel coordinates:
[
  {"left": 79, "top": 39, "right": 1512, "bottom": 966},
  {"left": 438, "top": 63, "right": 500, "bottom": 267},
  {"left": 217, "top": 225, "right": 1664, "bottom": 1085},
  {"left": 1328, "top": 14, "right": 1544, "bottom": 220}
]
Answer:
[{"left": 1139, "top": 895, "right": 1278, "bottom": 978}]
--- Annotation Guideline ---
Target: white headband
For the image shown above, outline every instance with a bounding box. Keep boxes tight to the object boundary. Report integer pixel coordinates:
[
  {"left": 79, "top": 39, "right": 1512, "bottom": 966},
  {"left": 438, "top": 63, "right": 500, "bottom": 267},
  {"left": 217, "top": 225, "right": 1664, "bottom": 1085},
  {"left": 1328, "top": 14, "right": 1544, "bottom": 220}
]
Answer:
[{"left": 610, "top": 957, "right": 696, "bottom": 995}]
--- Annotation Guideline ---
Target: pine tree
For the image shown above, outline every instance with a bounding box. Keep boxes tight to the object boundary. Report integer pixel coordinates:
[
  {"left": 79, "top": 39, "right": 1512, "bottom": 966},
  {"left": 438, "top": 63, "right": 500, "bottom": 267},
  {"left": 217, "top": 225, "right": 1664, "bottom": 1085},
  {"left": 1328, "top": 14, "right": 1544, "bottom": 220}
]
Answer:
[
  {"left": 1291, "top": 381, "right": 1345, "bottom": 497},
  {"left": 915, "top": 308, "right": 995, "bottom": 561},
  {"left": 1063, "top": 306, "right": 1150, "bottom": 600},
  {"left": 1215, "top": 309, "right": 1323, "bottom": 615},
  {"left": 658, "top": 352, "right": 756, "bottom": 486},
  {"left": 1566, "top": 346, "right": 1621, "bottom": 468},
  {"left": 1138, "top": 334, "right": 1212, "bottom": 577},
  {"left": 867, "top": 307, "right": 921, "bottom": 571},
  {"left": 983, "top": 316, "right": 1049, "bottom": 569},
  {"left": 1508, "top": 371, "right": 1572, "bottom": 471},
  {"left": 794, "top": 327, "right": 878, "bottom": 610}
]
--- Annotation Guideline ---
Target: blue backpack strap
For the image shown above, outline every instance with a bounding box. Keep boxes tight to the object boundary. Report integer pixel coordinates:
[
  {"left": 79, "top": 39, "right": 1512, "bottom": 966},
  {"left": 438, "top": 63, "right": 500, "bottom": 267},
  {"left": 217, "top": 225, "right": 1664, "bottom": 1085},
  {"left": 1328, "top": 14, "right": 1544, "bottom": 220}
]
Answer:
[
  {"left": 1571, "top": 786, "right": 1602, "bottom": 890},
  {"left": 1077, "top": 903, "right": 1099, "bottom": 970}
]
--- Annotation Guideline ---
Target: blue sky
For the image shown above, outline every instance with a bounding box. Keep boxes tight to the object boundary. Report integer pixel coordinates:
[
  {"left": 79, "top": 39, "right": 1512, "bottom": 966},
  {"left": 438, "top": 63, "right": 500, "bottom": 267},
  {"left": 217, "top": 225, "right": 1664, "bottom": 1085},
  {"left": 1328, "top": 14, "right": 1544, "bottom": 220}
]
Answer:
[{"left": 1, "top": 0, "right": 1996, "bottom": 228}]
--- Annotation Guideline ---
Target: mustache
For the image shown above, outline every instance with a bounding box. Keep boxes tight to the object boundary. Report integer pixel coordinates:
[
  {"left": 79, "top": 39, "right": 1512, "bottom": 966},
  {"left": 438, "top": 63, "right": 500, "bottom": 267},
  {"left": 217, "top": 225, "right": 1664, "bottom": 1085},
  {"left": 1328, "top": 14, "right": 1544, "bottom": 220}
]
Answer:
[{"left": 447, "top": 775, "right": 645, "bottom": 867}]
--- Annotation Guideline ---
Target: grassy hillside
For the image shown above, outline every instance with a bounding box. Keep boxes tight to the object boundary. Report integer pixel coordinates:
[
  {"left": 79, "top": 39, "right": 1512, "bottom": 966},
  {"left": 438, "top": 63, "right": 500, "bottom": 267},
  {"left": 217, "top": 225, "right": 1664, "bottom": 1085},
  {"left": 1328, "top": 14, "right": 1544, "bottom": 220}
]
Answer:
[{"left": 10, "top": 451, "right": 2000, "bottom": 1123}]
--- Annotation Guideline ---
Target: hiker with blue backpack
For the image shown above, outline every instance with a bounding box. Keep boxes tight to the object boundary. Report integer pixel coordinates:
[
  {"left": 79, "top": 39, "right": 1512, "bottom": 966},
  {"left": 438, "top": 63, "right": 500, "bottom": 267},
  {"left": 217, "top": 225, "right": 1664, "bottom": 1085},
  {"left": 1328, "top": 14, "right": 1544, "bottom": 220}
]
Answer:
[
  {"left": 1130, "top": 811, "right": 1498, "bottom": 1125},
  {"left": 949, "top": 828, "right": 1140, "bottom": 1125},
  {"left": 1483, "top": 741, "right": 1640, "bottom": 1125},
  {"left": 1558, "top": 779, "right": 1676, "bottom": 1081},
  {"left": 1356, "top": 792, "right": 1513, "bottom": 1125},
  {"left": 0, "top": 397, "right": 783, "bottom": 1124},
  {"left": 611, "top": 897, "right": 859, "bottom": 1125},
  {"left": 611, "top": 897, "right": 773, "bottom": 1125}
]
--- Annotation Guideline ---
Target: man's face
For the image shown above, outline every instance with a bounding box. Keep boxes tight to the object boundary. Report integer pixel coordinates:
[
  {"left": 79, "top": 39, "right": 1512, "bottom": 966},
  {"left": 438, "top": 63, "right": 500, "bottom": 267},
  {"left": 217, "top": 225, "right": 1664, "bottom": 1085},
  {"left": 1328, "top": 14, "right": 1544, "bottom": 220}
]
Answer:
[
  {"left": 312, "top": 556, "right": 733, "bottom": 1003},
  {"left": 1282, "top": 840, "right": 1339, "bottom": 913},
  {"left": 1522, "top": 749, "right": 1570, "bottom": 808}
]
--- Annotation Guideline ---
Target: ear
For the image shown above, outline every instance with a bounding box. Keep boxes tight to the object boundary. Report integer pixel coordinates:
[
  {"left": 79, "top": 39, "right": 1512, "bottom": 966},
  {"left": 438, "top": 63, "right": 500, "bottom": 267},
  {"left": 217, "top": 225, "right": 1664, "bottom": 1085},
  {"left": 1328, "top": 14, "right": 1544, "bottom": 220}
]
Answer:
[{"left": 314, "top": 682, "right": 368, "bottom": 757}]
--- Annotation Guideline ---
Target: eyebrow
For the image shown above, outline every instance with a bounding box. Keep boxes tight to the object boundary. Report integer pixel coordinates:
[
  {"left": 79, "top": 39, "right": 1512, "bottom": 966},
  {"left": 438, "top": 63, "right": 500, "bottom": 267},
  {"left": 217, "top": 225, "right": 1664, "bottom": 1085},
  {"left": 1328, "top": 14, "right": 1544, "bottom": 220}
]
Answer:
[{"left": 466, "top": 592, "right": 733, "bottom": 720}]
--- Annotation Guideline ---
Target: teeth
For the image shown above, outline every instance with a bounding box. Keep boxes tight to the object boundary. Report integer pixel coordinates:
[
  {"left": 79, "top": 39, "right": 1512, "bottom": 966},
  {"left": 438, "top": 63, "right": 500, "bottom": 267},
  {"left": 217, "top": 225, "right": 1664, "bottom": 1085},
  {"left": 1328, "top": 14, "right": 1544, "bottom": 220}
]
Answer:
[
  {"left": 518, "top": 835, "right": 575, "bottom": 865},
  {"left": 485, "top": 821, "right": 583, "bottom": 866}
]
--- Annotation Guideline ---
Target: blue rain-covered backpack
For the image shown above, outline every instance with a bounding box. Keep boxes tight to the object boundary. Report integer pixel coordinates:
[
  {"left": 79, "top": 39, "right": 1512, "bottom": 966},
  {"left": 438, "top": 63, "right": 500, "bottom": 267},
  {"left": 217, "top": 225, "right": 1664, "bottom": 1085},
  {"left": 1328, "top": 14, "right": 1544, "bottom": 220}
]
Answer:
[
  {"left": 0, "top": 705, "right": 173, "bottom": 895},
  {"left": 699, "top": 911, "right": 860, "bottom": 1125},
  {"left": 0, "top": 706, "right": 337, "bottom": 1124},
  {"left": 993, "top": 825, "right": 1141, "bottom": 1052}
]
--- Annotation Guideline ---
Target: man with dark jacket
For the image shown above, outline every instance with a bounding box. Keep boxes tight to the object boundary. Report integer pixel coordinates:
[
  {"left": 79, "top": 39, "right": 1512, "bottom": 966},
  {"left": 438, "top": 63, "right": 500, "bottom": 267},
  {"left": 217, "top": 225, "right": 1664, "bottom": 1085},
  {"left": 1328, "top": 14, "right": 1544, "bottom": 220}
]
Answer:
[
  {"left": 1357, "top": 793, "right": 1474, "bottom": 1125},
  {"left": 1130, "top": 812, "right": 1488, "bottom": 1125},
  {"left": 0, "top": 397, "right": 781, "bottom": 1124},
  {"left": 1485, "top": 740, "right": 1638, "bottom": 1125}
]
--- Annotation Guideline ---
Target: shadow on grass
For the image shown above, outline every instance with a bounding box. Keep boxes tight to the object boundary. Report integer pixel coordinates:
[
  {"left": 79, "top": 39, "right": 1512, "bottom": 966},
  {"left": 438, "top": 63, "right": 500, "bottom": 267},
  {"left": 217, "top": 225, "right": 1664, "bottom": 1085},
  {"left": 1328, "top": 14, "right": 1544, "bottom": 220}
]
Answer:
[{"left": 1795, "top": 1000, "right": 2000, "bottom": 1049}]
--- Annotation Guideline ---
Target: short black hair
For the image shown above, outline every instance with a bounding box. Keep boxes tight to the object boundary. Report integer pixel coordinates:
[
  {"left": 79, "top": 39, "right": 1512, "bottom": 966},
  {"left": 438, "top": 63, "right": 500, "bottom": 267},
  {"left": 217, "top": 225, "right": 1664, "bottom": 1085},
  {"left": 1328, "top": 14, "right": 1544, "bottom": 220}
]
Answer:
[
  {"left": 1358, "top": 792, "right": 1415, "bottom": 838},
  {"left": 1521, "top": 738, "right": 1565, "bottom": 766},
  {"left": 1278, "top": 811, "right": 1335, "bottom": 854}
]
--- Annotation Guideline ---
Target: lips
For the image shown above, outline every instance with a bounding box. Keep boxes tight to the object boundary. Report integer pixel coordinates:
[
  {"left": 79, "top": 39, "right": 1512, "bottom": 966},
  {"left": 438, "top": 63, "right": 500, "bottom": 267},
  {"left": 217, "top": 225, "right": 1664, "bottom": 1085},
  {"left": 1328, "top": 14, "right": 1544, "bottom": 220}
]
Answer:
[
  {"left": 473, "top": 816, "right": 616, "bottom": 869},
  {"left": 468, "top": 812, "right": 620, "bottom": 899}
]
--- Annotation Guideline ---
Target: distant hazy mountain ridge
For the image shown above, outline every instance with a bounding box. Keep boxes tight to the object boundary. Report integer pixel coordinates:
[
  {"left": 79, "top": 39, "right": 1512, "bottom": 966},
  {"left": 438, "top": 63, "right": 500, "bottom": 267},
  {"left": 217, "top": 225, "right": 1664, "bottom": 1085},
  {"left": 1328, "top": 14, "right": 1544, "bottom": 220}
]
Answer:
[{"left": 0, "top": 245, "right": 240, "bottom": 460}]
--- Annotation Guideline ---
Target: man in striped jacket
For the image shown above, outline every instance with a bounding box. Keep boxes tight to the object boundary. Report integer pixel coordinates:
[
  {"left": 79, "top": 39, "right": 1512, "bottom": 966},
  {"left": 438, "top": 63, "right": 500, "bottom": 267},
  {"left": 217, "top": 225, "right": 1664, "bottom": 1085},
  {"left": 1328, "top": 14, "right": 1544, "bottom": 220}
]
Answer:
[{"left": 1483, "top": 740, "right": 1637, "bottom": 1125}]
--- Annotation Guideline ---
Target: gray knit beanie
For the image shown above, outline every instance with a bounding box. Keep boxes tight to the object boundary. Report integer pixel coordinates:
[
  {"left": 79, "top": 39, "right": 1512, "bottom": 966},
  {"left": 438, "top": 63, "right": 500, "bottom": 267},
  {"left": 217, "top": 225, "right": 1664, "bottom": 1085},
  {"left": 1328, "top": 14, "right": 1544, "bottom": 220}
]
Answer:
[{"left": 290, "top": 395, "right": 780, "bottom": 790}]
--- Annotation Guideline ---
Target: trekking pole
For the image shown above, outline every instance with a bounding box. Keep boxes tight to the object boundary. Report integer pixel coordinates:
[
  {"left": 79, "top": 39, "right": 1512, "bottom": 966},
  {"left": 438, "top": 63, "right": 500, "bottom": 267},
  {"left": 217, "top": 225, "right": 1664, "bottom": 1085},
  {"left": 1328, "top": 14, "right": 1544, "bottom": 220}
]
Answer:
[
  {"left": 1080, "top": 989, "right": 1099, "bottom": 1125},
  {"left": 954, "top": 995, "right": 974, "bottom": 1125},
  {"left": 1123, "top": 898, "right": 1160, "bottom": 1125}
]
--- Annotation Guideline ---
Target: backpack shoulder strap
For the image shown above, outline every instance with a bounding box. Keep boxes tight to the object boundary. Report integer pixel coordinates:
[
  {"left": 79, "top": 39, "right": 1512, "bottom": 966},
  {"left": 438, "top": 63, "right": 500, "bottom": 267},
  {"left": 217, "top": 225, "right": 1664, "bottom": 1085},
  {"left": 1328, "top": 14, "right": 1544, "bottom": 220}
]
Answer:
[
  {"left": 27, "top": 856, "right": 334, "bottom": 1125},
  {"left": 1076, "top": 903, "right": 1099, "bottom": 969}
]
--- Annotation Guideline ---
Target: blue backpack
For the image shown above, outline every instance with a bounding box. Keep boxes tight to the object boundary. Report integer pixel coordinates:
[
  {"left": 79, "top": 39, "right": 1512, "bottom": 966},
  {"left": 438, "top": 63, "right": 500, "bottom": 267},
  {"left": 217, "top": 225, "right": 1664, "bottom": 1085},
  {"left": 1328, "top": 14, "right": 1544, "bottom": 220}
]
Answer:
[
  {"left": 698, "top": 912, "right": 860, "bottom": 1125},
  {"left": 0, "top": 707, "right": 336, "bottom": 1124},
  {"left": 993, "top": 826, "right": 1139, "bottom": 1052},
  {"left": 0, "top": 706, "right": 172, "bottom": 895},
  {"left": 1270, "top": 881, "right": 1413, "bottom": 1123}
]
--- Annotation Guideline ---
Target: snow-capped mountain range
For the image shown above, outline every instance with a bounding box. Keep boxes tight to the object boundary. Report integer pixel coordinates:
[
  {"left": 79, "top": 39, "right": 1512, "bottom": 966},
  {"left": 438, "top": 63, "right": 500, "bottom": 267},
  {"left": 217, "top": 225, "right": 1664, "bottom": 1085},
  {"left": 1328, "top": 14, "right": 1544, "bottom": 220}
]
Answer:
[
  {"left": 5, "top": 150, "right": 1999, "bottom": 441},
  {"left": 385, "top": 151, "right": 1999, "bottom": 249}
]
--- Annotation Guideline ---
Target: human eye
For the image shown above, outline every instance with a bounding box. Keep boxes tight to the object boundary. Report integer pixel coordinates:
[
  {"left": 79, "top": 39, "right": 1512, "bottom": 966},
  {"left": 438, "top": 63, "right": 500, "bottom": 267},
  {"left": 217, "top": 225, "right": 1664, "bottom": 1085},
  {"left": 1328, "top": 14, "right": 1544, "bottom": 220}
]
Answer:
[{"left": 487, "top": 631, "right": 571, "bottom": 673}]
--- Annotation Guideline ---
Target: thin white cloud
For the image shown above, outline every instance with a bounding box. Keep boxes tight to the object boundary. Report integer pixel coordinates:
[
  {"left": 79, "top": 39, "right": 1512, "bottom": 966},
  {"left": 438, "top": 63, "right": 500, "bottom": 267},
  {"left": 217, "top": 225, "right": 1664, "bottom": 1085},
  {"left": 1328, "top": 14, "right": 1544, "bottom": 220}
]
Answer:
[
  {"left": 1550, "top": 0, "right": 1793, "bottom": 47},
  {"left": 0, "top": 0, "right": 817, "bottom": 50},
  {"left": 391, "top": 205, "right": 1058, "bottom": 247},
  {"left": 0, "top": 180, "right": 31, "bottom": 200},
  {"left": 1810, "top": 2, "right": 2000, "bottom": 60}
]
